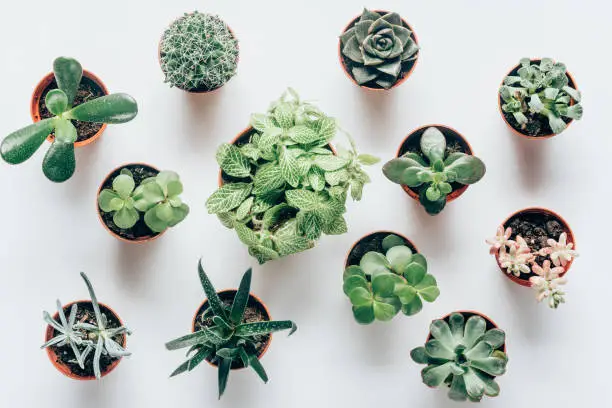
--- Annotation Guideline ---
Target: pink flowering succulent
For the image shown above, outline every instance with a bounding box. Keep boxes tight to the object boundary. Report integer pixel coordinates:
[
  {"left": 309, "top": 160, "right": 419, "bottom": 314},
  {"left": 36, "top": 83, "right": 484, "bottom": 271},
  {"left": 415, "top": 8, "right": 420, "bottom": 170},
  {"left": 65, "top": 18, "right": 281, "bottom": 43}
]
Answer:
[
  {"left": 538, "top": 232, "right": 578, "bottom": 267},
  {"left": 529, "top": 260, "right": 567, "bottom": 309},
  {"left": 486, "top": 226, "right": 513, "bottom": 254},
  {"left": 498, "top": 242, "right": 533, "bottom": 277}
]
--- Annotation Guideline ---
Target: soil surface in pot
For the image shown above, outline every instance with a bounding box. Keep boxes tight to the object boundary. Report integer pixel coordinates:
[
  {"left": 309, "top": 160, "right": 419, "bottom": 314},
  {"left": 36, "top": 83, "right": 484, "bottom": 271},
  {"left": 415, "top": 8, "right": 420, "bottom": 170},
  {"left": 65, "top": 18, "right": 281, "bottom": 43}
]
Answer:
[
  {"left": 39, "top": 77, "right": 106, "bottom": 142},
  {"left": 398, "top": 126, "right": 470, "bottom": 197},
  {"left": 340, "top": 11, "right": 418, "bottom": 90},
  {"left": 346, "top": 231, "right": 417, "bottom": 267},
  {"left": 48, "top": 302, "right": 125, "bottom": 378},
  {"left": 99, "top": 164, "right": 160, "bottom": 241},
  {"left": 500, "top": 60, "right": 575, "bottom": 137},
  {"left": 503, "top": 210, "right": 568, "bottom": 280},
  {"left": 194, "top": 291, "right": 270, "bottom": 369}
]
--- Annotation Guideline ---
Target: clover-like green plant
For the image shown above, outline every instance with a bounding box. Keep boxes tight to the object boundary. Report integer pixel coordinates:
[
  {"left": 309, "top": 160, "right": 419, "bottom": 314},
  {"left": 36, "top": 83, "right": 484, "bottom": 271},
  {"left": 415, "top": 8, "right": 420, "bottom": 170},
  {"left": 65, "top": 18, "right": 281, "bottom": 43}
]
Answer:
[
  {"left": 411, "top": 313, "right": 508, "bottom": 402},
  {"left": 206, "top": 88, "right": 378, "bottom": 264},
  {"left": 160, "top": 11, "right": 239, "bottom": 91},
  {"left": 343, "top": 234, "right": 439, "bottom": 324},
  {"left": 383, "top": 127, "right": 486, "bottom": 215},
  {"left": 98, "top": 169, "right": 189, "bottom": 233},
  {"left": 340, "top": 9, "right": 419, "bottom": 88},
  {"left": 500, "top": 58, "right": 583, "bottom": 135},
  {"left": 166, "top": 261, "right": 297, "bottom": 399},
  {"left": 1, "top": 57, "right": 138, "bottom": 182}
]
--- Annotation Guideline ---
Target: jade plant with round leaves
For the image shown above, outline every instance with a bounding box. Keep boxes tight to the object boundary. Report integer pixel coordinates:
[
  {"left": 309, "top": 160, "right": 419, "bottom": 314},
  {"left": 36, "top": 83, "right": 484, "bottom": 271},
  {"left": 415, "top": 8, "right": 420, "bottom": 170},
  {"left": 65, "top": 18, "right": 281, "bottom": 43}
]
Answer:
[
  {"left": 98, "top": 169, "right": 189, "bottom": 233},
  {"left": 1, "top": 57, "right": 138, "bottom": 182},
  {"left": 343, "top": 234, "right": 439, "bottom": 324},
  {"left": 411, "top": 313, "right": 508, "bottom": 402},
  {"left": 383, "top": 127, "right": 486, "bottom": 215}
]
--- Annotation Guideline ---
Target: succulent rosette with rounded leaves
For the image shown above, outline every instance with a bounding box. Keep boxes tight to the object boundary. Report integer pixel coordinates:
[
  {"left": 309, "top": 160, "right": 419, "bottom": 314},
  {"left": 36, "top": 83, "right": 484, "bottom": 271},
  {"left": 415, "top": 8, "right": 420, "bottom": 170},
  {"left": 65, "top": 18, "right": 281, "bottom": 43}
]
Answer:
[{"left": 341, "top": 9, "right": 419, "bottom": 89}]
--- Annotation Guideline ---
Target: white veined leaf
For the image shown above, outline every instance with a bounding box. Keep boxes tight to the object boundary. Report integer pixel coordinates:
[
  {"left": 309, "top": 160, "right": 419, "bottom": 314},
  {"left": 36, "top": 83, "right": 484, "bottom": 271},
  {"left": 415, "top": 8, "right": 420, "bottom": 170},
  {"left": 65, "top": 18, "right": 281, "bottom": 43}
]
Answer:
[
  {"left": 287, "top": 125, "right": 321, "bottom": 144},
  {"left": 273, "top": 103, "right": 294, "bottom": 129},
  {"left": 297, "top": 211, "right": 322, "bottom": 240},
  {"left": 307, "top": 167, "right": 326, "bottom": 191},
  {"left": 220, "top": 144, "right": 251, "bottom": 178},
  {"left": 280, "top": 148, "right": 301, "bottom": 187},
  {"left": 235, "top": 197, "right": 254, "bottom": 220},
  {"left": 314, "top": 155, "right": 349, "bottom": 171},
  {"left": 206, "top": 183, "right": 253, "bottom": 214},
  {"left": 234, "top": 223, "right": 260, "bottom": 246},
  {"left": 253, "top": 164, "right": 285, "bottom": 195},
  {"left": 325, "top": 168, "right": 350, "bottom": 186},
  {"left": 322, "top": 216, "right": 347, "bottom": 235},
  {"left": 285, "top": 189, "right": 320, "bottom": 211}
]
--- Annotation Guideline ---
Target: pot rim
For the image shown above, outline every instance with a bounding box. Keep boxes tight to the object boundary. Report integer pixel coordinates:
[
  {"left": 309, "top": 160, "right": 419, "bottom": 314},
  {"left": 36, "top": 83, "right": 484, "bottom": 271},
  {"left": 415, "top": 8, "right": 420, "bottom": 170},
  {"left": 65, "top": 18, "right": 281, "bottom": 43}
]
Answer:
[{"left": 344, "top": 230, "right": 418, "bottom": 269}]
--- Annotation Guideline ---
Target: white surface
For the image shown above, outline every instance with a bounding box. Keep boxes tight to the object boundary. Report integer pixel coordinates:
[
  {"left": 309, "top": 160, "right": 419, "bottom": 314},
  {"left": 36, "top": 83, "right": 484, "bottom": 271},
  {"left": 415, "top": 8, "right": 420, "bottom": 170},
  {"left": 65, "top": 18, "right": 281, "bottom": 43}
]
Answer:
[{"left": 0, "top": 0, "right": 607, "bottom": 406}]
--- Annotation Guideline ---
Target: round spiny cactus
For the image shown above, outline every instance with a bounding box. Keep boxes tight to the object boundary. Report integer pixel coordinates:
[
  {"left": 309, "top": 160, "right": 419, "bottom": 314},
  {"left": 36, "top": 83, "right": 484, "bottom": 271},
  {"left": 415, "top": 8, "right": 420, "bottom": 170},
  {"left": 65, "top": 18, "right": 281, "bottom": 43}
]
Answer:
[{"left": 160, "top": 12, "right": 239, "bottom": 92}]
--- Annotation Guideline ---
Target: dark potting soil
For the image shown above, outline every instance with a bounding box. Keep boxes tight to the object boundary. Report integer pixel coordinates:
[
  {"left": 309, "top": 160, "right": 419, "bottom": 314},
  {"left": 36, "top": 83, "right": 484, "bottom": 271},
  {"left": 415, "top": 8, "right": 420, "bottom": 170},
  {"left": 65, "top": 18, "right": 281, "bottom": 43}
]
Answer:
[
  {"left": 397, "top": 126, "right": 471, "bottom": 196},
  {"left": 193, "top": 291, "right": 270, "bottom": 369},
  {"left": 500, "top": 60, "right": 575, "bottom": 137},
  {"left": 48, "top": 302, "right": 125, "bottom": 378},
  {"left": 99, "top": 164, "right": 160, "bottom": 241},
  {"left": 346, "top": 231, "right": 417, "bottom": 267},
  {"left": 503, "top": 210, "right": 568, "bottom": 280},
  {"left": 340, "top": 11, "right": 418, "bottom": 90},
  {"left": 39, "top": 76, "right": 106, "bottom": 142}
]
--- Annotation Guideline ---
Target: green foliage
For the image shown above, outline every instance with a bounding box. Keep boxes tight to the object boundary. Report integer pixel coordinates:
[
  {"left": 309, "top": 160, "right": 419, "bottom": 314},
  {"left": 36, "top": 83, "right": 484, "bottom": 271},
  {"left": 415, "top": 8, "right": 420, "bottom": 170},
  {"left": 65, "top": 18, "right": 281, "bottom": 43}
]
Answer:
[
  {"left": 500, "top": 58, "right": 583, "bottom": 135},
  {"left": 160, "top": 11, "right": 239, "bottom": 91},
  {"left": 340, "top": 9, "right": 419, "bottom": 88},
  {"left": 165, "top": 261, "right": 297, "bottom": 399},
  {"left": 343, "top": 234, "right": 439, "bottom": 324},
  {"left": 411, "top": 313, "right": 508, "bottom": 402},
  {"left": 1, "top": 57, "right": 138, "bottom": 182},
  {"left": 206, "top": 88, "right": 378, "bottom": 264},
  {"left": 98, "top": 168, "right": 189, "bottom": 233},
  {"left": 382, "top": 127, "right": 485, "bottom": 215}
]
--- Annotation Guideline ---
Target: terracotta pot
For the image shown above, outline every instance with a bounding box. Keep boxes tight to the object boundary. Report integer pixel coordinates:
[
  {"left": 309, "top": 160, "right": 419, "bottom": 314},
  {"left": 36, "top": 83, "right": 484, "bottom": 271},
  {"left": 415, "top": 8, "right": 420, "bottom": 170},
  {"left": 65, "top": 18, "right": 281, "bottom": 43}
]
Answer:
[
  {"left": 191, "top": 289, "right": 272, "bottom": 369},
  {"left": 158, "top": 15, "right": 239, "bottom": 94},
  {"left": 344, "top": 230, "right": 418, "bottom": 268},
  {"left": 31, "top": 70, "right": 109, "bottom": 147},
  {"left": 498, "top": 58, "right": 578, "bottom": 139},
  {"left": 44, "top": 300, "right": 126, "bottom": 380},
  {"left": 395, "top": 124, "right": 473, "bottom": 203},
  {"left": 338, "top": 10, "right": 419, "bottom": 91},
  {"left": 494, "top": 207, "right": 576, "bottom": 287},
  {"left": 96, "top": 162, "right": 165, "bottom": 244}
]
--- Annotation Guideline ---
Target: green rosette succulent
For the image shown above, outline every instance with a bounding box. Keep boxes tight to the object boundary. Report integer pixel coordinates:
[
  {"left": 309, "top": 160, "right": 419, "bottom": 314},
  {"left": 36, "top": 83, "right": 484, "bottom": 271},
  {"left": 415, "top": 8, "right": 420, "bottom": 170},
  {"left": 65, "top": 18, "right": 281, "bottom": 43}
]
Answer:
[
  {"left": 340, "top": 9, "right": 419, "bottom": 89},
  {"left": 343, "top": 234, "right": 439, "bottom": 324}
]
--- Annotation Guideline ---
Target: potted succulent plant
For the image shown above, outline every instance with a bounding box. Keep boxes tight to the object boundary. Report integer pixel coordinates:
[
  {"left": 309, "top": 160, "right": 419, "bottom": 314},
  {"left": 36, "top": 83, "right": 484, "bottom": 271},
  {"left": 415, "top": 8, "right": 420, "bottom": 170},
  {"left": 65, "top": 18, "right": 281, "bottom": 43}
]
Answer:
[
  {"left": 383, "top": 125, "right": 486, "bottom": 215},
  {"left": 165, "top": 261, "right": 297, "bottom": 399},
  {"left": 42, "top": 272, "right": 131, "bottom": 380},
  {"left": 1, "top": 57, "right": 138, "bottom": 182},
  {"left": 486, "top": 207, "right": 578, "bottom": 309},
  {"left": 343, "top": 231, "right": 439, "bottom": 324},
  {"left": 159, "top": 11, "right": 239, "bottom": 93},
  {"left": 97, "top": 164, "right": 189, "bottom": 243},
  {"left": 499, "top": 58, "right": 583, "bottom": 138},
  {"left": 411, "top": 311, "right": 508, "bottom": 402},
  {"left": 205, "top": 88, "right": 378, "bottom": 264},
  {"left": 339, "top": 8, "right": 419, "bottom": 90}
]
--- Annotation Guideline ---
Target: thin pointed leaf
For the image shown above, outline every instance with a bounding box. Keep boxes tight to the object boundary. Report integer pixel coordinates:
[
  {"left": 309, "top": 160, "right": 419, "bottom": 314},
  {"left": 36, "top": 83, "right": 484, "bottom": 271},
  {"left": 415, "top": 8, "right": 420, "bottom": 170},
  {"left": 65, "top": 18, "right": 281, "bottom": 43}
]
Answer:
[
  {"left": 79, "top": 272, "right": 104, "bottom": 328},
  {"left": 249, "top": 354, "right": 269, "bottom": 383},
  {"left": 197, "top": 260, "right": 227, "bottom": 320},
  {"left": 218, "top": 358, "right": 232, "bottom": 399},
  {"left": 230, "top": 268, "right": 252, "bottom": 325},
  {"left": 235, "top": 320, "right": 297, "bottom": 337}
]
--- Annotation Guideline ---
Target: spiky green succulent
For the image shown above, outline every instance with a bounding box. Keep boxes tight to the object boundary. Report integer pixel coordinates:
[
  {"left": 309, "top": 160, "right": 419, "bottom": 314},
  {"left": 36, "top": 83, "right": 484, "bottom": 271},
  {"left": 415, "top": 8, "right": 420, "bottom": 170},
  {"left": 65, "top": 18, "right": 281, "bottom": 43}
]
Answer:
[
  {"left": 160, "top": 11, "right": 239, "bottom": 91},
  {"left": 343, "top": 234, "right": 439, "bottom": 324},
  {"left": 340, "top": 9, "right": 419, "bottom": 88},
  {"left": 383, "top": 127, "right": 486, "bottom": 215},
  {"left": 166, "top": 261, "right": 297, "bottom": 399},
  {"left": 500, "top": 58, "right": 583, "bottom": 135},
  {"left": 411, "top": 313, "right": 508, "bottom": 402}
]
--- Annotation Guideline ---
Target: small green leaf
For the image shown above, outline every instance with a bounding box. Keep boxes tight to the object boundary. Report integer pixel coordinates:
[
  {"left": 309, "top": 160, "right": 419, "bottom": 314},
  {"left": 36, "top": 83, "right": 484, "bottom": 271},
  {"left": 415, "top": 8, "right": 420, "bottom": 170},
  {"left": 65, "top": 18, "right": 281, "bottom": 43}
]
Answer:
[
  {"left": 53, "top": 57, "right": 82, "bottom": 106},
  {"left": 343, "top": 265, "right": 365, "bottom": 280},
  {"left": 322, "top": 216, "right": 347, "bottom": 235},
  {"left": 297, "top": 210, "right": 322, "bottom": 240},
  {"left": 144, "top": 207, "right": 168, "bottom": 232},
  {"left": 343, "top": 275, "right": 369, "bottom": 296},
  {"left": 141, "top": 181, "right": 165, "bottom": 203},
  {"left": 1, "top": 118, "right": 55, "bottom": 164},
  {"left": 235, "top": 196, "right": 254, "bottom": 220},
  {"left": 45, "top": 89, "right": 69, "bottom": 115},
  {"left": 404, "top": 263, "right": 426, "bottom": 285},
  {"left": 98, "top": 189, "right": 120, "bottom": 212},
  {"left": 307, "top": 167, "right": 326, "bottom": 191},
  {"left": 54, "top": 118, "right": 77, "bottom": 143},
  {"left": 156, "top": 202, "right": 174, "bottom": 222},
  {"left": 206, "top": 183, "right": 253, "bottom": 214},
  {"left": 410, "top": 346, "right": 428, "bottom": 364},
  {"left": 480, "top": 328, "right": 506, "bottom": 349},
  {"left": 422, "top": 362, "right": 453, "bottom": 387},
  {"left": 372, "top": 273, "right": 403, "bottom": 297},
  {"left": 425, "top": 339, "right": 454, "bottom": 360},
  {"left": 352, "top": 305, "right": 375, "bottom": 324},
  {"left": 113, "top": 174, "right": 135, "bottom": 199},
  {"left": 273, "top": 103, "right": 294, "bottom": 129},
  {"left": 419, "top": 286, "right": 440, "bottom": 302},
  {"left": 253, "top": 164, "right": 285, "bottom": 195},
  {"left": 220, "top": 144, "right": 251, "bottom": 178},
  {"left": 401, "top": 296, "right": 422, "bottom": 316},
  {"left": 445, "top": 155, "right": 486, "bottom": 185},
  {"left": 287, "top": 125, "right": 320, "bottom": 144},
  {"left": 235, "top": 223, "right": 260, "bottom": 246},
  {"left": 113, "top": 206, "right": 139, "bottom": 229},
  {"left": 357, "top": 153, "right": 380, "bottom": 165},
  {"left": 280, "top": 148, "right": 301, "bottom": 187},
  {"left": 313, "top": 155, "right": 349, "bottom": 171},
  {"left": 372, "top": 300, "right": 397, "bottom": 321},
  {"left": 386, "top": 245, "right": 413, "bottom": 273},
  {"left": 348, "top": 287, "right": 373, "bottom": 306},
  {"left": 42, "top": 140, "right": 75, "bottom": 182},
  {"left": 381, "top": 235, "right": 405, "bottom": 252},
  {"left": 420, "top": 127, "right": 446, "bottom": 163},
  {"left": 275, "top": 234, "right": 312, "bottom": 256},
  {"left": 394, "top": 284, "right": 416, "bottom": 304},
  {"left": 285, "top": 189, "right": 319, "bottom": 211},
  {"left": 464, "top": 316, "right": 486, "bottom": 349},
  {"left": 65, "top": 93, "right": 138, "bottom": 124},
  {"left": 382, "top": 157, "right": 424, "bottom": 185},
  {"left": 359, "top": 252, "right": 389, "bottom": 276}
]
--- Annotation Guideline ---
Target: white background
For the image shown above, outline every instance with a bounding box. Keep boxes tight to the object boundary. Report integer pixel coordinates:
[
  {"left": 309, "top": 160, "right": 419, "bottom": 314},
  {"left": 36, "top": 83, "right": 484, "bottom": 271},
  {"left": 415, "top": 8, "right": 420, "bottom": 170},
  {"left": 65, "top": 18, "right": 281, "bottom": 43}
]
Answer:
[{"left": 0, "top": 0, "right": 607, "bottom": 406}]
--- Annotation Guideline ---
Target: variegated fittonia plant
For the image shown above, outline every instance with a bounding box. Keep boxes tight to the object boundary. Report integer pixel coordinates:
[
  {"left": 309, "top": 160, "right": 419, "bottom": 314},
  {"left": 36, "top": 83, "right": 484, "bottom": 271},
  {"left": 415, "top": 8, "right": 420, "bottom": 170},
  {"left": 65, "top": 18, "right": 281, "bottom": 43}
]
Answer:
[
  {"left": 383, "top": 127, "right": 486, "bottom": 215},
  {"left": 411, "top": 313, "right": 508, "bottom": 402},
  {"left": 98, "top": 168, "right": 189, "bottom": 233},
  {"left": 499, "top": 58, "right": 583, "bottom": 135},
  {"left": 343, "top": 234, "right": 439, "bottom": 324},
  {"left": 205, "top": 89, "right": 378, "bottom": 264},
  {"left": 340, "top": 9, "right": 419, "bottom": 89},
  {"left": 166, "top": 261, "right": 297, "bottom": 399},
  {"left": 1, "top": 57, "right": 138, "bottom": 182}
]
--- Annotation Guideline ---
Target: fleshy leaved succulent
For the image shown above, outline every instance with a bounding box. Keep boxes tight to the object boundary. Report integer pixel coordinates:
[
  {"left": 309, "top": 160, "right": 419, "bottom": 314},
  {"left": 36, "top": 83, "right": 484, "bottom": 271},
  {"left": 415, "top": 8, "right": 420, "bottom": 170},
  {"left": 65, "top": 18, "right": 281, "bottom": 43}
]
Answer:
[
  {"left": 206, "top": 88, "right": 378, "bottom": 264},
  {"left": 411, "top": 313, "right": 508, "bottom": 402},
  {"left": 343, "top": 234, "right": 439, "bottom": 324},
  {"left": 383, "top": 127, "right": 485, "bottom": 215},
  {"left": 1, "top": 57, "right": 138, "bottom": 182},
  {"left": 341, "top": 9, "right": 419, "bottom": 89}
]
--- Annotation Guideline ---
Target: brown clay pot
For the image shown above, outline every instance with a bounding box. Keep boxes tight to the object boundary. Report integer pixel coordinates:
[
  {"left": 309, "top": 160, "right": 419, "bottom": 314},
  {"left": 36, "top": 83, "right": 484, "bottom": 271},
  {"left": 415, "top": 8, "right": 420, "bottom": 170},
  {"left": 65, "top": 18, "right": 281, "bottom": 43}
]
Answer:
[
  {"left": 96, "top": 163, "right": 165, "bottom": 244},
  {"left": 344, "top": 230, "right": 418, "bottom": 268},
  {"left": 191, "top": 289, "right": 272, "bottom": 369},
  {"left": 31, "top": 70, "right": 109, "bottom": 147},
  {"left": 44, "top": 300, "right": 126, "bottom": 380},
  {"left": 494, "top": 207, "right": 576, "bottom": 287},
  {"left": 338, "top": 10, "right": 419, "bottom": 91},
  {"left": 498, "top": 58, "right": 578, "bottom": 139}
]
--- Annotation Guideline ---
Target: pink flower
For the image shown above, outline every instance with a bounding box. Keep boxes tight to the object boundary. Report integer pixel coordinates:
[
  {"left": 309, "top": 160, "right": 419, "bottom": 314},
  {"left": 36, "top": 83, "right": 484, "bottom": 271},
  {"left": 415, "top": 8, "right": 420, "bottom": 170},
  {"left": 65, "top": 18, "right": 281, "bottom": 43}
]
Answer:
[
  {"left": 499, "top": 241, "right": 533, "bottom": 277},
  {"left": 529, "top": 260, "right": 567, "bottom": 309},
  {"left": 538, "top": 232, "right": 578, "bottom": 267},
  {"left": 486, "top": 226, "right": 513, "bottom": 255}
]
